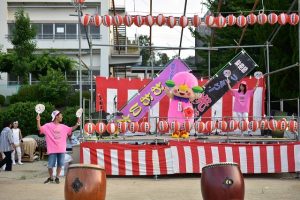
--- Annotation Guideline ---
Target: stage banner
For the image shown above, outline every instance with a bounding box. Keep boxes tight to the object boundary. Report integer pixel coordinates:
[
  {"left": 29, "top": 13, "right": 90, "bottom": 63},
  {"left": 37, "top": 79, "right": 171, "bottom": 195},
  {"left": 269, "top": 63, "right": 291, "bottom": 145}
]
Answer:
[
  {"left": 193, "top": 50, "right": 259, "bottom": 119},
  {"left": 117, "top": 59, "right": 190, "bottom": 122}
]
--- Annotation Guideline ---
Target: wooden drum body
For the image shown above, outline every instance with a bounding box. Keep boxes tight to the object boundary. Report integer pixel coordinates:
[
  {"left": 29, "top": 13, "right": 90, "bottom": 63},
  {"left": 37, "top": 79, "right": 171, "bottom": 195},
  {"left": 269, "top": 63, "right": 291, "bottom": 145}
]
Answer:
[
  {"left": 65, "top": 164, "right": 106, "bottom": 200},
  {"left": 201, "top": 162, "right": 244, "bottom": 200}
]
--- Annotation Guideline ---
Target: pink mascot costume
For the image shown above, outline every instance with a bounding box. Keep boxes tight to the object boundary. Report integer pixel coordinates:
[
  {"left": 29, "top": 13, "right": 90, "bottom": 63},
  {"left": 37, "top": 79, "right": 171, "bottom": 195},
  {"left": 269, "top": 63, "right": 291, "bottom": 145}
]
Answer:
[{"left": 164, "top": 71, "right": 203, "bottom": 138}]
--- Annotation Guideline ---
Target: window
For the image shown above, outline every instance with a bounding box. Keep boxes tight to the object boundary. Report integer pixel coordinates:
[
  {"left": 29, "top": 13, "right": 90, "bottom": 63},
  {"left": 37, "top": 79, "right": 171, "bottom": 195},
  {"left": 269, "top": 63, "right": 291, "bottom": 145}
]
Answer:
[
  {"left": 43, "top": 24, "right": 53, "bottom": 39},
  {"left": 32, "top": 24, "right": 42, "bottom": 39},
  {"left": 66, "top": 24, "right": 77, "bottom": 39},
  {"left": 55, "top": 24, "right": 65, "bottom": 39},
  {"left": 90, "top": 25, "right": 100, "bottom": 39},
  {"left": 7, "top": 23, "right": 15, "bottom": 36}
]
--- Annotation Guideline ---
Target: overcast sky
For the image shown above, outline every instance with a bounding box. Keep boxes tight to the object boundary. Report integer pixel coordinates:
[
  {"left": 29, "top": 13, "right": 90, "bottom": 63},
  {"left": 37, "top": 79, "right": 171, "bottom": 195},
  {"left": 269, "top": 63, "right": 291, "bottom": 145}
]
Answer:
[{"left": 122, "top": 0, "right": 207, "bottom": 59}]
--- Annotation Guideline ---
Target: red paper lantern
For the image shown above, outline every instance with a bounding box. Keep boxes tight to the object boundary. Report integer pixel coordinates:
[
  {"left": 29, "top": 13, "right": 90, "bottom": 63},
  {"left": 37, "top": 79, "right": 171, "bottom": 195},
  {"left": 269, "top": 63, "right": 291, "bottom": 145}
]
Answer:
[
  {"left": 205, "top": 121, "right": 215, "bottom": 133},
  {"left": 289, "top": 13, "right": 299, "bottom": 25},
  {"left": 166, "top": 16, "right": 177, "bottom": 28},
  {"left": 192, "top": 15, "right": 201, "bottom": 27},
  {"left": 128, "top": 122, "right": 139, "bottom": 133},
  {"left": 145, "top": 15, "right": 155, "bottom": 26},
  {"left": 226, "top": 14, "right": 236, "bottom": 26},
  {"left": 106, "top": 122, "right": 117, "bottom": 134},
  {"left": 246, "top": 13, "right": 257, "bottom": 25},
  {"left": 179, "top": 16, "right": 189, "bottom": 28},
  {"left": 140, "top": 121, "right": 151, "bottom": 133},
  {"left": 81, "top": 14, "right": 90, "bottom": 26},
  {"left": 205, "top": 15, "right": 215, "bottom": 27},
  {"left": 238, "top": 120, "right": 249, "bottom": 131},
  {"left": 288, "top": 120, "right": 298, "bottom": 133},
  {"left": 74, "top": 0, "right": 85, "bottom": 4},
  {"left": 102, "top": 15, "right": 112, "bottom": 26},
  {"left": 92, "top": 15, "right": 102, "bottom": 27},
  {"left": 133, "top": 15, "right": 144, "bottom": 27},
  {"left": 157, "top": 120, "right": 169, "bottom": 133},
  {"left": 236, "top": 15, "right": 247, "bottom": 27},
  {"left": 170, "top": 120, "right": 180, "bottom": 132},
  {"left": 124, "top": 15, "right": 133, "bottom": 26},
  {"left": 248, "top": 120, "right": 259, "bottom": 132},
  {"left": 217, "top": 120, "right": 227, "bottom": 132},
  {"left": 156, "top": 14, "right": 166, "bottom": 26},
  {"left": 84, "top": 122, "right": 96, "bottom": 134},
  {"left": 183, "top": 120, "right": 193, "bottom": 132},
  {"left": 268, "top": 13, "right": 278, "bottom": 25},
  {"left": 95, "top": 122, "right": 106, "bottom": 134},
  {"left": 113, "top": 15, "right": 123, "bottom": 26},
  {"left": 260, "top": 119, "right": 268, "bottom": 130},
  {"left": 117, "top": 122, "right": 127, "bottom": 133},
  {"left": 277, "top": 120, "right": 288, "bottom": 131},
  {"left": 268, "top": 119, "right": 278, "bottom": 131},
  {"left": 195, "top": 121, "right": 205, "bottom": 133},
  {"left": 228, "top": 120, "right": 238, "bottom": 131},
  {"left": 215, "top": 15, "right": 226, "bottom": 28},
  {"left": 257, "top": 13, "right": 267, "bottom": 25},
  {"left": 278, "top": 13, "right": 289, "bottom": 25}
]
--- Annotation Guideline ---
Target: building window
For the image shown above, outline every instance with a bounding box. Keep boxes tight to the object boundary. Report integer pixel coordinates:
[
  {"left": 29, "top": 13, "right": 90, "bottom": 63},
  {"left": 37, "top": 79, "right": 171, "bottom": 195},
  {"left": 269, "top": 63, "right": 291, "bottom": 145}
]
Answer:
[
  {"left": 43, "top": 24, "right": 54, "bottom": 39},
  {"left": 90, "top": 25, "right": 100, "bottom": 39},
  {"left": 55, "top": 23, "right": 65, "bottom": 39},
  {"left": 32, "top": 23, "right": 42, "bottom": 39},
  {"left": 66, "top": 24, "right": 77, "bottom": 39}
]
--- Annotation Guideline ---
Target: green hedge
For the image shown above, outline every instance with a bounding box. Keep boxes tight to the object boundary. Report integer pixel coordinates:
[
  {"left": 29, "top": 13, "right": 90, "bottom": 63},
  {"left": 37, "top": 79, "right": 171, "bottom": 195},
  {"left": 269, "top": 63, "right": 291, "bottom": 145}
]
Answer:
[{"left": 0, "top": 95, "right": 5, "bottom": 105}]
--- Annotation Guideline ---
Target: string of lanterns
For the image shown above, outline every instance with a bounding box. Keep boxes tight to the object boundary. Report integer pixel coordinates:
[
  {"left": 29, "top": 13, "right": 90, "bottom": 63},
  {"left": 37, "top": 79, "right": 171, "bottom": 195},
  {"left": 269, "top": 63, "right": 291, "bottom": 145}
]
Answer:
[
  {"left": 80, "top": 13, "right": 299, "bottom": 28},
  {"left": 83, "top": 118, "right": 298, "bottom": 135}
]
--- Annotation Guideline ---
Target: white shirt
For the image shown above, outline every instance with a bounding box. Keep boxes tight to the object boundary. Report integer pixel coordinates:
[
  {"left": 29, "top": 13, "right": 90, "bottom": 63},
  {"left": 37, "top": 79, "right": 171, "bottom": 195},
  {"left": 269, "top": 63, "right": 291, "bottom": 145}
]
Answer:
[{"left": 12, "top": 128, "right": 21, "bottom": 144}]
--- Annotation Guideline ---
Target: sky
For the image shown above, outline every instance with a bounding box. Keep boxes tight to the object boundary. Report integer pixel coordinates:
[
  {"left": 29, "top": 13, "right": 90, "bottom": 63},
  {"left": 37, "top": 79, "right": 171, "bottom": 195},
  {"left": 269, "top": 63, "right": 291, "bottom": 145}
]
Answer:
[{"left": 122, "top": 0, "right": 207, "bottom": 59}]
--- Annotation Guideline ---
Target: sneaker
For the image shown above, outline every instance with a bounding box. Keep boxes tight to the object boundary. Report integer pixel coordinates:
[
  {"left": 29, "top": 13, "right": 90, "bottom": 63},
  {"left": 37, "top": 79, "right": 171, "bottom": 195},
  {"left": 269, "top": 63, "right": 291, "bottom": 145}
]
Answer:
[
  {"left": 55, "top": 177, "right": 60, "bottom": 184},
  {"left": 12, "top": 162, "right": 16, "bottom": 165},
  {"left": 18, "top": 162, "right": 24, "bottom": 165},
  {"left": 44, "top": 177, "right": 54, "bottom": 184}
]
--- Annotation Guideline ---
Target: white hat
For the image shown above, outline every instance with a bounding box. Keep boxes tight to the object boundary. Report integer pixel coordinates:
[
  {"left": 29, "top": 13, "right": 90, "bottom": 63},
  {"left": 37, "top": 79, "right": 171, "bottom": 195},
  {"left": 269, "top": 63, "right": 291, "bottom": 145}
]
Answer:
[{"left": 51, "top": 110, "right": 60, "bottom": 121}]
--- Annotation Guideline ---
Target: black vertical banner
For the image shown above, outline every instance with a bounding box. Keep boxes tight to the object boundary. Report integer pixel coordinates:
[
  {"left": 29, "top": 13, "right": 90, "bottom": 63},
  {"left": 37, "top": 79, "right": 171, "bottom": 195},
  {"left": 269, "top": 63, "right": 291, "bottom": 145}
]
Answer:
[{"left": 193, "top": 50, "right": 259, "bottom": 119}]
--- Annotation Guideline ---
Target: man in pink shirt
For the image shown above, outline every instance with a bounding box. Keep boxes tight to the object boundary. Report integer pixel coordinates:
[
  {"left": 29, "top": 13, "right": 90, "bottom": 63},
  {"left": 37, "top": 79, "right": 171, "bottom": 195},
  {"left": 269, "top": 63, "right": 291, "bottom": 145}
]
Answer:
[{"left": 36, "top": 110, "right": 80, "bottom": 184}]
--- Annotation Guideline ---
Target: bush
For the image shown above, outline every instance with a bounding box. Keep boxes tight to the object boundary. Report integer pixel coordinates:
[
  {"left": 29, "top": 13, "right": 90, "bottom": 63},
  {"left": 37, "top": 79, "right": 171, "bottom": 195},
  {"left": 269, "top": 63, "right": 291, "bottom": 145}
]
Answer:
[
  {"left": 61, "top": 106, "right": 80, "bottom": 127},
  {"left": 0, "top": 102, "right": 54, "bottom": 136},
  {"left": 0, "top": 95, "right": 5, "bottom": 105},
  {"left": 67, "top": 91, "right": 91, "bottom": 107},
  {"left": 9, "top": 84, "right": 40, "bottom": 104}
]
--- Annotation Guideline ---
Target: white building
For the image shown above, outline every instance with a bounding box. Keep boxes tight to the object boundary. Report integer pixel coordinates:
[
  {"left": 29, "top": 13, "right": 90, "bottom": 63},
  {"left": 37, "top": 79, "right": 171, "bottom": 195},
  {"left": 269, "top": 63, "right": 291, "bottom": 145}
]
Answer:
[{"left": 0, "top": 0, "right": 141, "bottom": 96}]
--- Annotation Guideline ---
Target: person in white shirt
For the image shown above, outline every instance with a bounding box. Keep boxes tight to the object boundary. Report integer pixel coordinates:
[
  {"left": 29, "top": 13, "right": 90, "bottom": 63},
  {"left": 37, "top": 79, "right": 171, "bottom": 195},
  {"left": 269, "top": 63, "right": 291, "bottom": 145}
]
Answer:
[{"left": 11, "top": 121, "right": 23, "bottom": 165}]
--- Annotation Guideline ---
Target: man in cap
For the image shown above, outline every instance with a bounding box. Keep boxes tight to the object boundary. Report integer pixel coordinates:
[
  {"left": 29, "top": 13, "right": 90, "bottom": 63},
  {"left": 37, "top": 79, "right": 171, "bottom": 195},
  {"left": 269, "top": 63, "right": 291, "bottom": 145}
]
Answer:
[{"left": 36, "top": 110, "right": 80, "bottom": 184}]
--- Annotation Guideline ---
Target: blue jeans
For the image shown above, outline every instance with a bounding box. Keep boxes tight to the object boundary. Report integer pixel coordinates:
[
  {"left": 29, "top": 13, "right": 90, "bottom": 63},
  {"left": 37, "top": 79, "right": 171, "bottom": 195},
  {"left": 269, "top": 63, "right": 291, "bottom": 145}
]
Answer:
[{"left": 48, "top": 153, "right": 65, "bottom": 168}]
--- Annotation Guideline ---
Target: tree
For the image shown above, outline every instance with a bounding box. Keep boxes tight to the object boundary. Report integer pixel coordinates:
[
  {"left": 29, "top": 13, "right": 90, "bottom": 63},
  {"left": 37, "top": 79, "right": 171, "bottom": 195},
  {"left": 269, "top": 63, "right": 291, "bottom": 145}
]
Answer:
[
  {"left": 139, "top": 35, "right": 151, "bottom": 66},
  {"left": 155, "top": 52, "right": 170, "bottom": 66}
]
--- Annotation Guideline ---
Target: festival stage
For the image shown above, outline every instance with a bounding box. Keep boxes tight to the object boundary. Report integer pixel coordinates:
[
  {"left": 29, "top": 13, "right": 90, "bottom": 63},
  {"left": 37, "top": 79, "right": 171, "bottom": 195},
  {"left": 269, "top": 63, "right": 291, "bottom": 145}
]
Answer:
[{"left": 80, "top": 135, "right": 300, "bottom": 176}]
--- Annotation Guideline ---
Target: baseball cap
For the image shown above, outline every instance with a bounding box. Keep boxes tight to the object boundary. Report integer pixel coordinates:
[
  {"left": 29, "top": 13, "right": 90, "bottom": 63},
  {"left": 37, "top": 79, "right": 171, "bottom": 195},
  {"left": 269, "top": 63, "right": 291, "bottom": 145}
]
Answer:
[
  {"left": 240, "top": 81, "right": 247, "bottom": 85},
  {"left": 51, "top": 110, "right": 60, "bottom": 121}
]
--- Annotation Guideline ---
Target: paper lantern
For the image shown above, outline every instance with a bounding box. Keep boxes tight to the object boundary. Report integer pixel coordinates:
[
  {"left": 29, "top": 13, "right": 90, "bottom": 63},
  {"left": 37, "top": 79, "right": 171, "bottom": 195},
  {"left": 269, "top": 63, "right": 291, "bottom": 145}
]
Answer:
[
  {"left": 113, "top": 15, "right": 123, "bottom": 26},
  {"left": 106, "top": 122, "right": 117, "bottom": 134},
  {"left": 166, "top": 16, "right": 177, "bottom": 28},
  {"left": 205, "top": 15, "right": 215, "bottom": 26},
  {"left": 226, "top": 14, "right": 236, "bottom": 26},
  {"left": 257, "top": 13, "right": 267, "bottom": 25},
  {"left": 205, "top": 121, "right": 215, "bottom": 133},
  {"left": 215, "top": 15, "right": 226, "bottom": 28},
  {"left": 95, "top": 122, "right": 106, "bottom": 134},
  {"left": 192, "top": 15, "right": 201, "bottom": 27},
  {"left": 268, "top": 13, "right": 278, "bottom": 25},
  {"left": 260, "top": 119, "right": 268, "bottom": 130},
  {"left": 277, "top": 120, "right": 288, "bottom": 131},
  {"left": 217, "top": 120, "right": 227, "bottom": 132},
  {"left": 157, "top": 120, "right": 169, "bottom": 133},
  {"left": 228, "top": 120, "right": 238, "bottom": 131},
  {"left": 278, "top": 13, "right": 289, "bottom": 25},
  {"left": 268, "top": 119, "right": 278, "bottom": 131},
  {"left": 84, "top": 122, "right": 96, "bottom": 134},
  {"left": 102, "top": 15, "right": 112, "bottom": 26},
  {"left": 81, "top": 14, "right": 90, "bottom": 26},
  {"left": 236, "top": 15, "right": 247, "bottom": 27},
  {"left": 195, "top": 121, "right": 206, "bottom": 133},
  {"left": 74, "top": 0, "right": 85, "bottom": 4},
  {"left": 133, "top": 15, "right": 144, "bottom": 27},
  {"left": 145, "top": 15, "right": 155, "bottom": 26},
  {"left": 124, "top": 15, "right": 133, "bottom": 26},
  {"left": 92, "top": 15, "right": 102, "bottom": 27},
  {"left": 248, "top": 120, "right": 259, "bottom": 132},
  {"left": 246, "top": 13, "right": 257, "bottom": 25},
  {"left": 170, "top": 120, "right": 180, "bottom": 132},
  {"left": 156, "top": 14, "right": 166, "bottom": 26},
  {"left": 238, "top": 120, "right": 249, "bottom": 131},
  {"left": 179, "top": 16, "right": 189, "bottom": 28},
  {"left": 117, "top": 122, "right": 127, "bottom": 133},
  {"left": 140, "top": 121, "right": 151, "bottom": 133},
  {"left": 182, "top": 120, "right": 193, "bottom": 132},
  {"left": 128, "top": 122, "right": 139, "bottom": 133},
  {"left": 289, "top": 13, "right": 299, "bottom": 25},
  {"left": 288, "top": 120, "right": 298, "bottom": 133}
]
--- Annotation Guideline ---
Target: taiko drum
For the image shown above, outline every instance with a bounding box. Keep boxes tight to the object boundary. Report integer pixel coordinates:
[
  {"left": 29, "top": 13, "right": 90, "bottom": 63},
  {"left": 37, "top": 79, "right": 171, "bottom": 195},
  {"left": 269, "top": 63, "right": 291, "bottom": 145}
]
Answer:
[
  {"left": 201, "top": 162, "right": 245, "bottom": 200},
  {"left": 65, "top": 164, "right": 106, "bottom": 200}
]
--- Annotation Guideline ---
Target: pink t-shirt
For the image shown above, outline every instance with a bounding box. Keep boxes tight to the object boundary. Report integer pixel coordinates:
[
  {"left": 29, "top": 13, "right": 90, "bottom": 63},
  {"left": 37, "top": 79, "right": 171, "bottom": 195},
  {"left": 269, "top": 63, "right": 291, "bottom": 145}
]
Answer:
[
  {"left": 40, "top": 122, "right": 72, "bottom": 154},
  {"left": 232, "top": 89, "right": 254, "bottom": 113}
]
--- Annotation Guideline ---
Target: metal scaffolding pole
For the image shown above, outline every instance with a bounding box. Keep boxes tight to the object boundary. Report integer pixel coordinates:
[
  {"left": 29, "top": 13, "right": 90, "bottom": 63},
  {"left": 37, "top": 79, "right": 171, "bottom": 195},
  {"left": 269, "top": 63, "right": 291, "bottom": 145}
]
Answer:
[
  {"left": 298, "top": 0, "right": 300, "bottom": 142},
  {"left": 77, "top": 2, "right": 83, "bottom": 134},
  {"left": 266, "top": 41, "right": 271, "bottom": 117}
]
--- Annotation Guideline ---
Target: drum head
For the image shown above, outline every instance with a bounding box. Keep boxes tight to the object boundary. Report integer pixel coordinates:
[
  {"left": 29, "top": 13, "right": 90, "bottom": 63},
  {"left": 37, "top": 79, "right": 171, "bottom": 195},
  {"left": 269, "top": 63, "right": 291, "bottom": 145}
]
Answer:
[{"left": 69, "top": 163, "right": 105, "bottom": 170}]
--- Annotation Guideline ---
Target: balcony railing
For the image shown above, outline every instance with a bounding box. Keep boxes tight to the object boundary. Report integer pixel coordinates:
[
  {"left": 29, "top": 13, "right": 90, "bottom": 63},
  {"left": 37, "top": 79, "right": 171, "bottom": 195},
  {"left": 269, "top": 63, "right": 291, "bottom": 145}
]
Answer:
[{"left": 6, "top": 34, "right": 102, "bottom": 40}]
